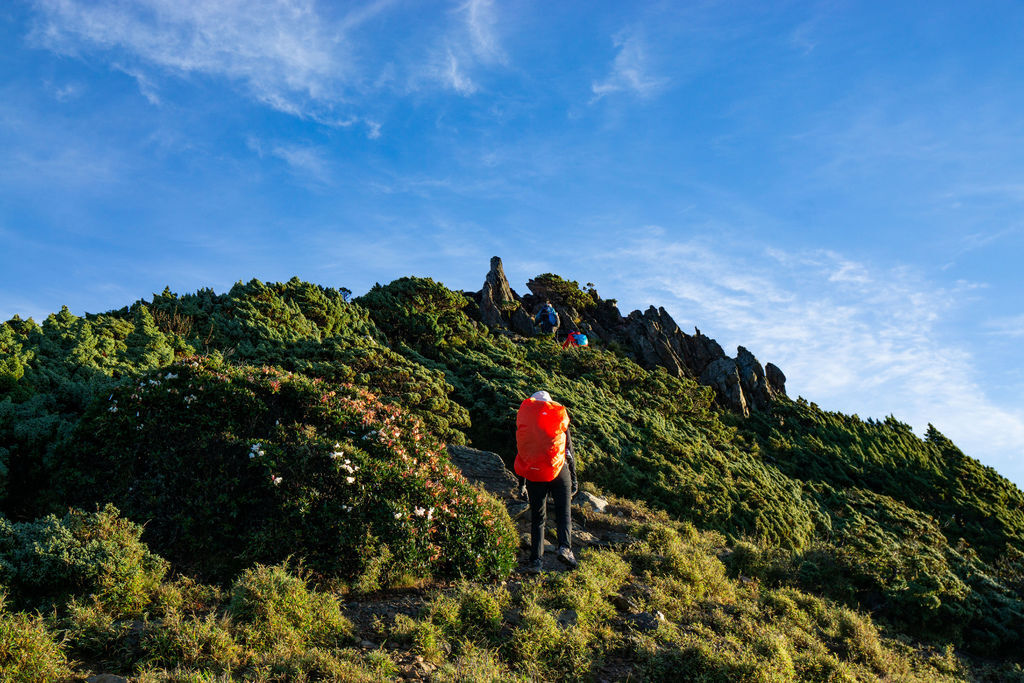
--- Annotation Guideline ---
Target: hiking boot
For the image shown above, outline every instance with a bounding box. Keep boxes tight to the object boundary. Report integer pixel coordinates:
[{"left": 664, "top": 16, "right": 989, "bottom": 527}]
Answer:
[
  {"left": 556, "top": 546, "right": 577, "bottom": 568},
  {"left": 524, "top": 559, "right": 543, "bottom": 574}
]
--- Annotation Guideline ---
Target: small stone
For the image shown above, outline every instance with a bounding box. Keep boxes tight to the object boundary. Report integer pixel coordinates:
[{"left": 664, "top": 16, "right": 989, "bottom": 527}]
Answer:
[
  {"left": 508, "top": 501, "right": 530, "bottom": 520},
  {"left": 611, "top": 594, "right": 640, "bottom": 612},
  {"left": 87, "top": 676, "right": 129, "bottom": 683},
  {"left": 360, "top": 639, "right": 377, "bottom": 648},
  {"left": 557, "top": 609, "right": 578, "bottom": 628},
  {"left": 625, "top": 611, "right": 662, "bottom": 632},
  {"left": 574, "top": 491, "right": 608, "bottom": 513}
]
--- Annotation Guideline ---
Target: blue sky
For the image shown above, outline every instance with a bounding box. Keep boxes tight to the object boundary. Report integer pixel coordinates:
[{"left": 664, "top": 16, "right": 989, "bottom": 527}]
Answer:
[{"left": 2, "top": 1, "right": 1023, "bottom": 486}]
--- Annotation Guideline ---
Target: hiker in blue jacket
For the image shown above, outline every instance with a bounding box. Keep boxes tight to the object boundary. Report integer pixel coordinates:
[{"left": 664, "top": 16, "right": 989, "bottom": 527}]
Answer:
[{"left": 535, "top": 301, "right": 560, "bottom": 335}]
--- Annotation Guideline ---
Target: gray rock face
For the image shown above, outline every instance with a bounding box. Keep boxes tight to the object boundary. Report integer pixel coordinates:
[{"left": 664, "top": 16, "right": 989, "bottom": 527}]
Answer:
[
  {"left": 471, "top": 257, "right": 787, "bottom": 415},
  {"left": 619, "top": 306, "right": 783, "bottom": 416},
  {"left": 700, "top": 357, "right": 747, "bottom": 415},
  {"left": 447, "top": 444, "right": 519, "bottom": 501},
  {"left": 766, "top": 362, "right": 786, "bottom": 396},
  {"left": 623, "top": 307, "right": 687, "bottom": 377},
  {"left": 479, "top": 256, "right": 535, "bottom": 336}
]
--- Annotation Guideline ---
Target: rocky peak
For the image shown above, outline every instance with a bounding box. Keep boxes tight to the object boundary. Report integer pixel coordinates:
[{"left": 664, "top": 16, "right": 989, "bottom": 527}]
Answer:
[{"left": 474, "top": 257, "right": 786, "bottom": 416}]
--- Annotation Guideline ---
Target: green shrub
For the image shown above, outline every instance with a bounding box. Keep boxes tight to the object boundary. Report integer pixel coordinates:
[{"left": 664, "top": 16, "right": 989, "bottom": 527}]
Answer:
[
  {"left": 0, "top": 505, "right": 167, "bottom": 615},
  {"left": 529, "top": 274, "right": 596, "bottom": 311},
  {"left": 60, "top": 358, "right": 517, "bottom": 583},
  {"left": 453, "top": 583, "right": 507, "bottom": 637},
  {"left": 391, "top": 613, "right": 448, "bottom": 663},
  {"left": 432, "top": 642, "right": 510, "bottom": 682},
  {"left": 226, "top": 563, "right": 352, "bottom": 650},
  {"left": 0, "top": 609, "right": 72, "bottom": 682},
  {"left": 142, "top": 611, "right": 241, "bottom": 672},
  {"left": 7, "top": 271, "right": 1024, "bottom": 668}
]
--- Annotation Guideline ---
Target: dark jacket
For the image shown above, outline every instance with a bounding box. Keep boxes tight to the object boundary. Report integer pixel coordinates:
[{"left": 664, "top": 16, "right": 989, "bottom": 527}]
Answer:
[{"left": 534, "top": 305, "right": 560, "bottom": 332}]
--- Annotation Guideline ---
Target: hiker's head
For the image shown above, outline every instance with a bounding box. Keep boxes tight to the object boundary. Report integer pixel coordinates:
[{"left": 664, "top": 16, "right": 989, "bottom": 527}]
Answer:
[{"left": 530, "top": 390, "right": 552, "bottom": 402}]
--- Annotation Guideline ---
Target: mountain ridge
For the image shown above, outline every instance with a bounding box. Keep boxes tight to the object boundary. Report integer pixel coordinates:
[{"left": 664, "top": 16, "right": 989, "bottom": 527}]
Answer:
[
  {"left": 470, "top": 255, "right": 786, "bottom": 417},
  {"left": 1, "top": 260, "right": 1022, "bottom": 680}
]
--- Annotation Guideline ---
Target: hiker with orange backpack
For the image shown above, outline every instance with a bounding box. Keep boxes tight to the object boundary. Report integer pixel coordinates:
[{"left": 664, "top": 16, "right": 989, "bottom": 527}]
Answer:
[{"left": 514, "top": 390, "right": 578, "bottom": 573}]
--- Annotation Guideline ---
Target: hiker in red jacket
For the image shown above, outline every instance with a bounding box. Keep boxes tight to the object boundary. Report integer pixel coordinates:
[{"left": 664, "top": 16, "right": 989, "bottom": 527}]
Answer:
[
  {"left": 514, "top": 390, "right": 578, "bottom": 573},
  {"left": 561, "top": 330, "right": 588, "bottom": 349}
]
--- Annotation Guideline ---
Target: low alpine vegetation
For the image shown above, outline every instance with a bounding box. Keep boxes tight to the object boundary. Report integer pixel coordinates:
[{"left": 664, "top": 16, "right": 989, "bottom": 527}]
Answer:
[{"left": 59, "top": 356, "right": 517, "bottom": 584}]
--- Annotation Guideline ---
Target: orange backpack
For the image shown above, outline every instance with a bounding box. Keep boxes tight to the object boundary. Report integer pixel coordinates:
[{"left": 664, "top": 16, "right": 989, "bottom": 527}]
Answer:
[{"left": 514, "top": 397, "right": 569, "bottom": 482}]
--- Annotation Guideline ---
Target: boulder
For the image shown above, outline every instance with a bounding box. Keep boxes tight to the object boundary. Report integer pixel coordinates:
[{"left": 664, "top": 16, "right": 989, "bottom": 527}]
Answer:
[
  {"left": 447, "top": 444, "right": 519, "bottom": 502},
  {"left": 766, "top": 362, "right": 786, "bottom": 396},
  {"left": 574, "top": 491, "right": 609, "bottom": 513}
]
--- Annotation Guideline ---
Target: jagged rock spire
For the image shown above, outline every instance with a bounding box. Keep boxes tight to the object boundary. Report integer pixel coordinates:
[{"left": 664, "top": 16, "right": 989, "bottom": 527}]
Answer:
[
  {"left": 479, "top": 257, "right": 534, "bottom": 335},
  {"left": 473, "top": 257, "right": 787, "bottom": 415}
]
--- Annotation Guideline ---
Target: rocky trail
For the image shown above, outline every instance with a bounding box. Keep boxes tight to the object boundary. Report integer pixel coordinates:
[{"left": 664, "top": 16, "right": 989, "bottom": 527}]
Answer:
[
  {"left": 80, "top": 448, "right": 659, "bottom": 683},
  {"left": 335, "top": 445, "right": 648, "bottom": 681}
]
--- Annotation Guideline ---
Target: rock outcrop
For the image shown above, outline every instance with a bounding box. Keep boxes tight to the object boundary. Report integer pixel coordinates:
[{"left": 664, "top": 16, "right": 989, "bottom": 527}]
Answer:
[
  {"left": 473, "top": 257, "right": 786, "bottom": 416},
  {"left": 477, "top": 257, "right": 535, "bottom": 336},
  {"left": 447, "top": 444, "right": 519, "bottom": 500}
]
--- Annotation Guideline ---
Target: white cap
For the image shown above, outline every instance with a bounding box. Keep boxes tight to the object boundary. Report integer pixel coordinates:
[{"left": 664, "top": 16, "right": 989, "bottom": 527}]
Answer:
[{"left": 530, "top": 391, "right": 552, "bottom": 401}]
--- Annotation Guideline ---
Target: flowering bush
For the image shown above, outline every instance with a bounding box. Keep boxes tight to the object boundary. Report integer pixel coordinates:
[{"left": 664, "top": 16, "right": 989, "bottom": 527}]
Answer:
[{"left": 60, "top": 356, "right": 517, "bottom": 584}]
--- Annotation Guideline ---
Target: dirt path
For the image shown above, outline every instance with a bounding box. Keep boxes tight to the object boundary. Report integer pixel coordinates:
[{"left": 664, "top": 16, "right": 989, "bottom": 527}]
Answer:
[{"left": 335, "top": 446, "right": 640, "bottom": 680}]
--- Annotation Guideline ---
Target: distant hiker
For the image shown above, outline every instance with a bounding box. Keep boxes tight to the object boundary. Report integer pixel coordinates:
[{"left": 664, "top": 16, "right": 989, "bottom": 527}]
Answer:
[
  {"left": 561, "top": 331, "right": 588, "bottom": 349},
  {"left": 515, "top": 390, "right": 578, "bottom": 573},
  {"left": 534, "top": 301, "right": 560, "bottom": 335}
]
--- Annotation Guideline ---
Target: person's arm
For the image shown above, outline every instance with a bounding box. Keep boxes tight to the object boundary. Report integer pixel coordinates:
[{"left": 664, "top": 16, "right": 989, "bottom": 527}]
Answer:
[{"left": 565, "top": 429, "right": 578, "bottom": 496}]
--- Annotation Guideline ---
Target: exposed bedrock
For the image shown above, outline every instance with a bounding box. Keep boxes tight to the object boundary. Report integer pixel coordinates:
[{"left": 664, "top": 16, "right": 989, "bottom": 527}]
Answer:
[{"left": 474, "top": 257, "right": 786, "bottom": 416}]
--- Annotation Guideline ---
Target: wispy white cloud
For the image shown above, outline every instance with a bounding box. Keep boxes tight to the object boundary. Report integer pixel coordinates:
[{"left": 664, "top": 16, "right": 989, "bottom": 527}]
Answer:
[
  {"left": 461, "top": 0, "right": 505, "bottom": 64},
  {"left": 443, "top": 49, "right": 477, "bottom": 95},
  {"left": 31, "top": 0, "right": 334, "bottom": 110},
  {"left": 27, "top": 0, "right": 402, "bottom": 123},
  {"left": 987, "top": 314, "right": 1024, "bottom": 338},
  {"left": 50, "top": 81, "right": 83, "bottom": 101},
  {"left": 597, "top": 233, "right": 1024, "bottom": 486},
  {"left": 789, "top": 18, "right": 819, "bottom": 55},
  {"left": 247, "top": 137, "right": 332, "bottom": 185},
  {"left": 113, "top": 63, "right": 161, "bottom": 104},
  {"left": 591, "top": 29, "right": 669, "bottom": 102},
  {"left": 27, "top": 0, "right": 511, "bottom": 120},
  {"left": 420, "top": 0, "right": 507, "bottom": 95}
]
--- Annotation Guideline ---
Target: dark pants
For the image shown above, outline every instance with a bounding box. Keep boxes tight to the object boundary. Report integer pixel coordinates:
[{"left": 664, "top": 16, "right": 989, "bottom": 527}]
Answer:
[{"left": 526, "top": 463, "right": 572, "bottom": 561}]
